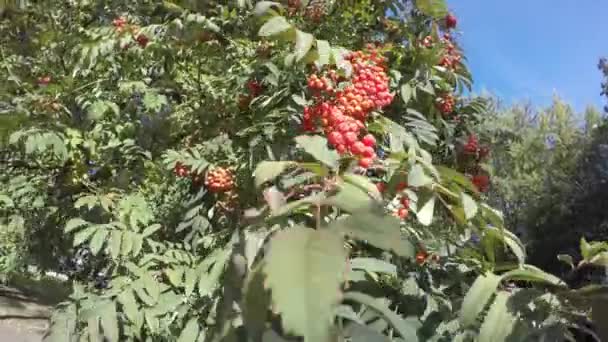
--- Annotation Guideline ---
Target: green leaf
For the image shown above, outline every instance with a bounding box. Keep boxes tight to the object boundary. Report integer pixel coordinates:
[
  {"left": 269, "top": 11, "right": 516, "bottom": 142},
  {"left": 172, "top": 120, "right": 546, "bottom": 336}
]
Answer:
[
  {"left": 254, "top": 1, "right": 281, "bottom": 16},
  {"left": 258, "top": 16, "right": 292, "bottom": 37},
  {"left": 117, "top": 289, "right": 139, "bottom": 324},
  {"left": 316, "top": 40, "right": 331, "bottom": 66},
  {"left": 408, "top": 164, "right": 432, "bottom": 187},
  {"left": 557, "top": 254, "right": 574, "bottom": 269},
  {"left": 295, "top": 30, "right": 314, "bottom": 61},
  {"left": 478, "top": 291, "right": 517, "bottom": 342},
  {"left": 178, "top": 318, "right": 200, "bottom": 342},
  {"left": 264, "top": 227, "right": 347, "bottom": 342},
  {"left": 437, "top": 166, "right": 478, "bottom": 194},
  {"left": 184, "top": 268, "right": 198, "bottom": 297},
  {"left": 324, "top": 182, "right": 372, "bottom": 212},
  {"left": 89, "top": 229, "right": 109, "bottom": 255},
  {"left": 87, "top": 317, "right": 101, "bottom": 342},
  {"left": 65, "top": 218, "right": 89, "bottom": 233},
  {"left": 590, "top": 252, "right": 608, "bottom": 267},
  {"left": 243, "top": 263, "right": 270, "bottom": 341},
  {"left": 141, "top": 224, "right": 161, "bottom": 238},
  {"left": 343, "top": 292, "right": 420, "bottom": 341},
  {"left": 415, "top": 0, "right": 448, "bottom": 18},
  {"left": 343, "top": 173, "right": 382, "bottom": 201},
  {"left": 344, "top": 322, "right": 391, "bottom": 342},
  {"left": 100, "top": 302, "right": 119, "bottom": 342},
  {"left": 350, "top": 258, "right": 397, "bottom": 276},
  {"left": 460, "top": 192, "right": 478, "bottom": 220},
  {"left": 166, "top": 268, "right": 184, "bottom": 287},
  {"left": 501, "top": 265, "right": 566, "bottom": 287},
  {"left": 329, "top": 207, "right": 414, "bottom": 258},
  {"left": 73, "top": 226, "right": 98, "bottom": 246},
  {"left": 254, "top": 161, "right": 295, "bottom": 188},
  {"left": 121, "top": 231, "right": 134, "bottom": 256},
  {"left": 142, "top": 274, "right": 160, "bottom": 302},
  {"left": 581, "top": 237, "right": 592, "bottom": 260},
  {"left": 401, "top": 84, "right": 413, "bottom": 105},
  {"left": 198, "top": 247, "right": 232, "bottom": 297},
  {"left": 415, "top": 193, "right": 435, "bottom": 226},
  {"left": 459, "top": 272, "right": 502, "bottom": 327},
  {"left": 484, "top": 227, "right": 526, "bottom": 264},
  {"left": 295, "top": 135, "right": 339, "bottom": 169},
  {"left": 109, "top": 231, "right": 122, "bottom": 259}
]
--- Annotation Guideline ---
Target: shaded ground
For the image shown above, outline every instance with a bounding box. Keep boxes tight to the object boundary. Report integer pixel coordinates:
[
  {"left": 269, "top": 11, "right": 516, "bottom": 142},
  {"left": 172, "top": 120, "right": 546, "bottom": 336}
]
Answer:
[{"left": 0, "top": 275, "right": 71, "bottom": 342}]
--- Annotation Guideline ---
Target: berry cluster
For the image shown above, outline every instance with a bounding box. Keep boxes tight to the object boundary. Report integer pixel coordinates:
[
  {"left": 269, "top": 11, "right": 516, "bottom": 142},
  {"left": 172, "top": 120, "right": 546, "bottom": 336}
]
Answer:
[
  {"left": 302, "top": 45, "right": 394, "bottom": 168},
  {"left": 112, "top": 16, "right": 149, "bottom": 48},
  {"left": 286, "top": 0, "right": 300, "bottom": 16},
  {"left": 438, "top": 34, "right": 462, "bottom": 70},
  {"left": 436, "top": 93, "right": 455, "bottom": 115},
  {"left": 471, "top": 174, "right": 490, "bottom": 193},
  {"left": 238, "top": 79, "right": 264, "bottom": 110},
  {"left": 445, "top": 13, "right": 458, "bottom": 29},
  {"left": 304, "top": 0, "right": 325, "bottom": 22},
  {"left": 205, "top": 167, "right": 235, "bottom": 193},
  {"left": 174, "top": 162, "right": 190, "bottom": 177},
  {"left": 463, "top": 134, "right": 490, "bottom": 159},
  {"left": 420, "top": 35, "right": 434, "bottom": 49},
  {"left": 395, "top": 195, "right": 410, "bottom": 220},
  {"left": 38, "top": 75, "right": 51, "bottom": 86},
  {"left": 415, "top": 250, "right": 441, "bottom": 265}
]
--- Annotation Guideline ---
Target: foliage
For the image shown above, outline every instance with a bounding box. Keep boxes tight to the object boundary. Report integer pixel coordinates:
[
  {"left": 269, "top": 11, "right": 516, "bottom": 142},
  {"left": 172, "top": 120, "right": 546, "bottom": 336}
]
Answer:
[{"left": 0, "top": 0, "right": 606, "bottom": 341}]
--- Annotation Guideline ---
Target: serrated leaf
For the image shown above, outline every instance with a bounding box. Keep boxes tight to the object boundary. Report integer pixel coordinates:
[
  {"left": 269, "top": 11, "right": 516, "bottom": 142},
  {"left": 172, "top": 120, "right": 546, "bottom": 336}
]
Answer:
[
  {"left": 401, "top": 84, "right": 413, "bottom": 105},
  {"left": 65, "top": 218, "right": 89, "bottom": 233},
  {"left": 343, "top": 292, "right": 420, "bottom": 341},
  {"left": 590, "top": 252, "right": 608, "bottom": 267},
  {"left": 121, "top": 231, "right": 133, "bottom": 256},
  {"left": 581, "top": 237, "right": 592, "bottom": 260},
  {"left": 344, "top": 322, "right": 391, "bottom": 342},
  {"left": 87, "top": 317, "right": 101, "bottom": 342},
  {"left": 143, "top": 274, "right": 160, "bottom": 302},
  {"left": 324, "top": 182, "right": 372, "bottom": 212},
  {"left": 117, "top": 289, "right": 139, "bottom": 324},
  {"left": 295, "top": 30, "right": 314, "bottom": 61},
  {"left": 198, "top": 247, "right": 232, "bottom": 297},
  {"left": 243, "top": 264, "right": 270, "bottom": 341},
  {"left": 166, "top": 268, "right": 184, "bottom": 287},
  {"left": 501, "top": 265, "right": 566, "bottom": 287},
  {"left": 350, "top": 258, "right": 396, "bottom": 276},
  {"left": 254, "top": 161, "right": 294, "bottom": 188},
  {"left": 484, "top": 226, "right": 526, "bottom": 264},
  {"left": 295, "top": 135, "right": 339, "bottom": 169},
  {"left": 184, "top": 268, "right": 198, "bottom": 297},
  {"left": 89, "top": 229, "right": 108, "bottom": 255},
  {"left": 132, "top": 234, "right": 144, "bottom": 257},
  {"left": 459, "top": 272, "right": 502, "bottom": 327},
  {"left": 258, "top": 16, "right": 292, "bottom": 37},
  {"left": 73, "top": 226, "right": 98, "bottom": 246},
  {"left": 330, "top": 208, "right": 414, "bottom": 258},
  {"left": 254, "top": 1, "right": 281, "bottom": 16},
  {"left": 178, "top": 318, "right": 200, "bottom": 342},
  {"left": 100, "top": 302, "right": 119, "bottom": 342},
  {"left": 557, "top": 254, "right": 574, "bottom": 269},
  {"left": 460, "top": 192, "right": 478, "bottom": 220},
  {"left": 408, "top": 164, "right": 432, "bottom": 187},
  {"left": 415, "top": 194, "right": 435, "bottom": 226},
  {"left": 109, "top": 231, "right": 122, "bottom": 259},
  {"left": 343, "top": 173, "right": 382, "bottom": 201},
  {"left": 141, "top": 224, "right": 161, "bottom": 238},
  {"left": 264, "top": 227, "right": 346, "bottom": 342},
  {"left": 316, "top": 39, "right": 331, "bottom": 66},
  {"left": 478, "top": 291, "right": 517, "bottom": 342}
]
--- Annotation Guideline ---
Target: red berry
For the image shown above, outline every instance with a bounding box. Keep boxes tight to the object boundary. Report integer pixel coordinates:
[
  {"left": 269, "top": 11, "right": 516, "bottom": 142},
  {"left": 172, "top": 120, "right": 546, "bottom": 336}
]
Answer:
[
  {"left": 344, "top": 132, "right": 358, "bottom": 145},
  {"left": 396, "top": 182, "right": 408, "bottom": 191},
  {"left": 362, "top": 134, "right": 376, "bottom": 147},
  {"left": 362, "top": 146, "right": 375, "bottom": 158},
  {"left": 136, "top": 34, "right": 149, "bottom": 48},
  {"left": 351, "top": 141, "right": 365, "bottom": 155},
  {"left": 445, "top": 13, "right": 457, "bottom": 29},
  {"left": 397, "top": 207, "right": 409, "bottom": 220},
  {"left": 336, "top": 144, "right": 347, "bottom": 155},
  {"left": 415, "top": 251, "right": 427, "bottom": 264},
  {"left": 376, "top": 183, "right": 386, "bottom": 193},
  {"left": 328, "top": 131, "right": 344, "bottom": 146},
  {"left": 358, "top": 157, "right": 372, "bottom": 168},
  {"left": 400, "top": 196, "right": 410, "bottom": 208}
]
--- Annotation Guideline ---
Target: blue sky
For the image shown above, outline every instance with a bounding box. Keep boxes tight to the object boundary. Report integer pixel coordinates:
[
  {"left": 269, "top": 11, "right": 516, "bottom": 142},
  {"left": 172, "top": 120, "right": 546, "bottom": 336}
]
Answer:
[{"left": 448, "top": 0, "right": 607, "bottom": 112}]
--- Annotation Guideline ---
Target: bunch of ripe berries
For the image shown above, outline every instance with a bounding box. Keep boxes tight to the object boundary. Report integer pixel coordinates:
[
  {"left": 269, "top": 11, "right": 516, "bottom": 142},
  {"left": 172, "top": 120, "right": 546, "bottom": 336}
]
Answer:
[
  {"left": 302, "top": 44, "right": 394, "bottom": 168},
  {"left": 238, "top": 80, "right": 264, "bottom": 110},
  {"left": 174, "top": 163, "right": 235, "bottom": 193},
  {"left": 112, "top": 16, "right": 149, "bottom": 48},
  {"left": 376, "top": 182, "right": 410, "bottom": 220},
  {"left": 462, "top": 134, "right": 491, "bottom": 193},
  {"left": 436, "top": 93, "right": 456, "bottom": 116}
]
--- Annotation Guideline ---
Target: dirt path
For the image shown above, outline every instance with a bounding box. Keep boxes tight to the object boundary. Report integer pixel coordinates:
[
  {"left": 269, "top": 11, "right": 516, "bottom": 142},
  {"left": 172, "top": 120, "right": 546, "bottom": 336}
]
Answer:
[{"left": 0, "top": 285, "right": 53, "bottom": 342}]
